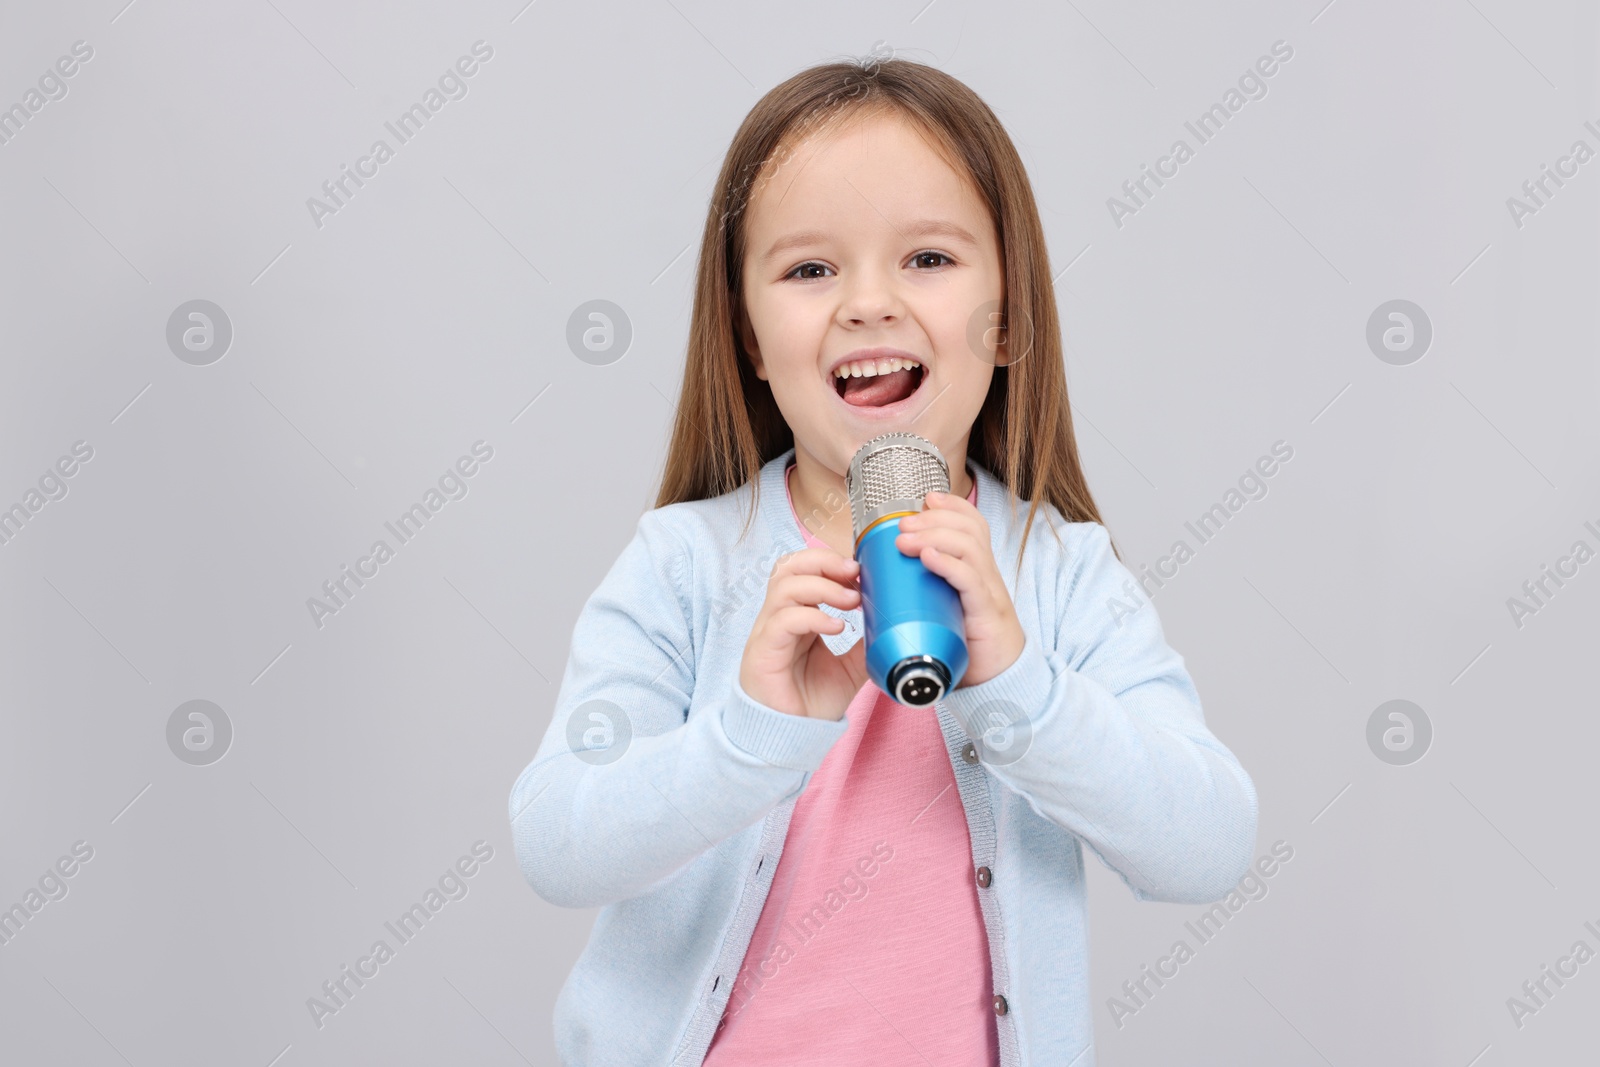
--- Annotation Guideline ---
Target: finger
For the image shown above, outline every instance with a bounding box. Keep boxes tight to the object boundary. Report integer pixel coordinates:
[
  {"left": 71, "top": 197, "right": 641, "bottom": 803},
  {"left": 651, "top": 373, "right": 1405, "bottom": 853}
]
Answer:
[
  {"left": 925, "top": 493, "right": 989, "bottom": 542},
  {"left": 901, "top": 502, "right": 982, "bottom": 537},
  {"left": 773, "top": 547, "right": 860, "bottom": 582},
  {"left": 895, "top": 525, "right": 976, "bottom": 561},
  {"left": 772, "top": 574, "right": 862, "bottom": 612},
  {"left": 767, "top": 604, "right": 848, "bottom": 638},
  {"left": 897, "top": 513, "right": 974, "bottom": 541},
  {"left": 924, "top": 489, "right": 978, "bottom": 513},
  {"left": 914, "top": 543, "right": 982, "bottom": 595}
]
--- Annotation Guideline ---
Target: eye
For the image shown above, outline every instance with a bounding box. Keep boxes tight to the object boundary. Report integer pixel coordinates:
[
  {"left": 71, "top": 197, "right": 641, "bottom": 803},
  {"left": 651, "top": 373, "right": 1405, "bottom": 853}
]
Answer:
[
  {"left": 910, "top": 250, "right": 955, "bottom": 270},
  {"left": 784, "top": 261, "right": 834, "bottom": 281}
]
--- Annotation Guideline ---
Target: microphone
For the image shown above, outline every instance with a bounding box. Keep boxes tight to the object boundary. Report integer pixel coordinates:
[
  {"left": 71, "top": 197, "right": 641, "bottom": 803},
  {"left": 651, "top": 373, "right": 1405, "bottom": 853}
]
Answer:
[{"left": 846, "top": 432, "right": 969, "bottom": 707}]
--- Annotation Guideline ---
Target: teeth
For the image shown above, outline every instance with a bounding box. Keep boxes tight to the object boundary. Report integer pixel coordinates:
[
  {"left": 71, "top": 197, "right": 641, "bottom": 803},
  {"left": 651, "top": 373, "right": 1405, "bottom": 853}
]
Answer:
[{"left": 834, "top": 356, "right": 921, "bottom": 379}]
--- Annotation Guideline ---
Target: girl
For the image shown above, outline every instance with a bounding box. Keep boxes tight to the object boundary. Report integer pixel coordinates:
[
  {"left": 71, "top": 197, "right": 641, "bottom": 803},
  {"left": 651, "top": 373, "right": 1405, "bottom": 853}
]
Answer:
[{"left": 510, "top": 55, "right": 1257, "bottom": 1066}]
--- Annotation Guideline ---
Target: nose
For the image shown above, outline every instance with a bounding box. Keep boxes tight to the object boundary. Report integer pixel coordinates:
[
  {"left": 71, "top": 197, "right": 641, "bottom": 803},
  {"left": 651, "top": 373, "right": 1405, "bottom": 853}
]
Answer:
[{"left": 836, "top": 264, "right": 903, "bottom": 328}]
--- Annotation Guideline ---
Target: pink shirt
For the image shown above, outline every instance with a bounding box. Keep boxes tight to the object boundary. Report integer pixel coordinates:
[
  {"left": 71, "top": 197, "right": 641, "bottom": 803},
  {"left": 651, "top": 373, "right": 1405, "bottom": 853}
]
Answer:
[{"left": 702, "top": 464, "right": 998, "bottom": 1066}]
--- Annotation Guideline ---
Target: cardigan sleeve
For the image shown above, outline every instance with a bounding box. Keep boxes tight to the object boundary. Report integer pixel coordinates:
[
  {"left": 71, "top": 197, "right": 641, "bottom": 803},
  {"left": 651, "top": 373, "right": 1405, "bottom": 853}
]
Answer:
[
  {"left": 508, "top": 509, "right": 848, "bottom": 910},
  {"left": 940, "top": 521, "right": 1259, "bottom": 904}
]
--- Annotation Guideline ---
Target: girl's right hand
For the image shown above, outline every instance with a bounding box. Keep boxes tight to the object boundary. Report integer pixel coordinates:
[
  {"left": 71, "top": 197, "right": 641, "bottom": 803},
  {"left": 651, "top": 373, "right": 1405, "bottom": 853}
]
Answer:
[{"left": 738, "top": 547, "right": 870, "bottom": 721}]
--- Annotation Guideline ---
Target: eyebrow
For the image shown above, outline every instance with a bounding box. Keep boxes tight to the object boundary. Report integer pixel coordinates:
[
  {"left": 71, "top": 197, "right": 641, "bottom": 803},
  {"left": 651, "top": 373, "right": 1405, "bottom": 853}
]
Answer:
[{"left": 761, "top": 218, "right": 981, "bottom": 263}]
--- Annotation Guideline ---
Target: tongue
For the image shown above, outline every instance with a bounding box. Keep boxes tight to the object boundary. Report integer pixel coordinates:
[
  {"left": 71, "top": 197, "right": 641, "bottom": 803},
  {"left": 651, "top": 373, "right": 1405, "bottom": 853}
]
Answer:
[{"left": 841, "top": 368, "right": 919, "bottom": 407}]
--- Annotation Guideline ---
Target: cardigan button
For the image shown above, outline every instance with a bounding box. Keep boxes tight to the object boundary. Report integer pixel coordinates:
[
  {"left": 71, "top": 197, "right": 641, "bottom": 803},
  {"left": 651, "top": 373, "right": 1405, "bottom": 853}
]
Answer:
[
  {"left": 993, "top": 994, "right": 1009, "bottom": 1016},
  {"left": 961, "top": 742, "right": 979, "bottom": 764},
  {"left": 976, "top": 866, "right": 991, "bottom": 888}
]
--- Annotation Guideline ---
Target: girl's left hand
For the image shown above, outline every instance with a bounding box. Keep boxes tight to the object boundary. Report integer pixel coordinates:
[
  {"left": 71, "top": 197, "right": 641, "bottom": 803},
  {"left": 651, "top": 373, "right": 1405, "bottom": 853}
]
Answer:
[{"left": 894, "top": 490, "right": 1026, "bottom": 688}]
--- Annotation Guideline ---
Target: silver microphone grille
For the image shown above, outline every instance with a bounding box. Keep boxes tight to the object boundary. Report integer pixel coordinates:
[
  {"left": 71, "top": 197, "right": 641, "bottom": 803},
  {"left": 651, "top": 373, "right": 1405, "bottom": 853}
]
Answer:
[{"left": 846, "top": 432, "right": 950, "bottom": 542}]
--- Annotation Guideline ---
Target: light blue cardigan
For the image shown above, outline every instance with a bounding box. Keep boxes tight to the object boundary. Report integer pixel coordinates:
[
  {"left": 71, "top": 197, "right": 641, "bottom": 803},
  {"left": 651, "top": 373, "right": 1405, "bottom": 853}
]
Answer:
[{"left": 509, "top": 447, "right": 1258, "bottom": 1066}]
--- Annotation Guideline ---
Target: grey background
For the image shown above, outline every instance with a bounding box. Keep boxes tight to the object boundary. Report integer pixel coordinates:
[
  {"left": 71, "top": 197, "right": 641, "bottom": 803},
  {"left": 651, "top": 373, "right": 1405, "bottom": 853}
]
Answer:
[{"left": 1, "top": 0, "right": 1595, "bottom": 1063}]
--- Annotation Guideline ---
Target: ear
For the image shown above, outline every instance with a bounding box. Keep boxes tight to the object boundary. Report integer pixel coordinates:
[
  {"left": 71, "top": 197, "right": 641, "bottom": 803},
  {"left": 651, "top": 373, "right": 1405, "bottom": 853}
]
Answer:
[{"left": 736, "top": 304, "right": 768, "bottom": 381}]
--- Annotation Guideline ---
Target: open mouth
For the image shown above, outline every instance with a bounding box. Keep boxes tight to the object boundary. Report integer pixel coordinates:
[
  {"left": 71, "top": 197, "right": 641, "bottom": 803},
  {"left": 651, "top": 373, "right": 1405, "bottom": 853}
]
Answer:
[{"left": 834, "top": 363, "right": 927, "bottom": 409}]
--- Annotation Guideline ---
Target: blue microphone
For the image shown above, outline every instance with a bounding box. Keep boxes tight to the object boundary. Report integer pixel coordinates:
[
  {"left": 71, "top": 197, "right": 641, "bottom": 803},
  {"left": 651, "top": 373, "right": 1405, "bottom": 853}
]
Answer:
[{"left": 846, "top": 432, "right": 969, "bottom": 706}]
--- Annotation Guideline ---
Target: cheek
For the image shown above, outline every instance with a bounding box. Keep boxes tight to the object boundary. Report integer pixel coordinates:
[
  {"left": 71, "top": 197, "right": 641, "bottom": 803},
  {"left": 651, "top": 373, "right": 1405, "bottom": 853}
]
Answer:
[
  {"left": 928, "top": 313, "right": 998, "bottom": 405},
  {"left": 762, "top": 302, "right": 831, "bottom": 367},
  {"left": 925, "top": 302, "right": 992, "bottom": 372},
  {"left": 925, "top": 269, "right": 997, "bottom": 344},
  {"left": 747, "top": 284, "right": 792, "bottom": 327},
  {"left": 769, "top": 300, "right": 817, "bottom": 337}
]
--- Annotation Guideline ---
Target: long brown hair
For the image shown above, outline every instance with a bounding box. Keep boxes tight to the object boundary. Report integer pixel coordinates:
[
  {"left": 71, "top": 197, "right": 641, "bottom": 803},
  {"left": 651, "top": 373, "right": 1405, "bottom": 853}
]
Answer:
[{"left": 653, "top": 54, "right": 1119, "bottom": 570}]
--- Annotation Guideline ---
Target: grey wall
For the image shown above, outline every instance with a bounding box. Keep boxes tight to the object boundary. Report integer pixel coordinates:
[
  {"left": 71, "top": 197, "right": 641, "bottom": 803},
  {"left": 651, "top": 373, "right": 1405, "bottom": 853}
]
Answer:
[{"left": 1, "top": 0, "right": 1595, "bottom": 1064}]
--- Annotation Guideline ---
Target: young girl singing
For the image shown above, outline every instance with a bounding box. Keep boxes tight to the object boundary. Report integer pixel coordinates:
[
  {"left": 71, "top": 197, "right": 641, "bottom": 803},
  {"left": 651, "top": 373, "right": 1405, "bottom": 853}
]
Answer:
[{"left": 510, "top": 55, "right": 1258, "bottom": 1067}]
